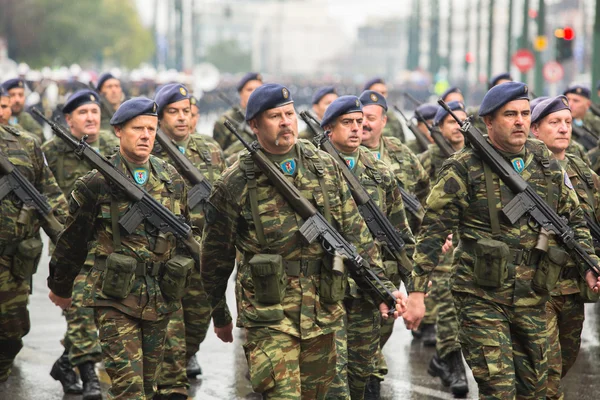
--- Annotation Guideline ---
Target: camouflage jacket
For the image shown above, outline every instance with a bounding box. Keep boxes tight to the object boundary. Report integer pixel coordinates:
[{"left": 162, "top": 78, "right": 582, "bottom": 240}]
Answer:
[
  {"left": 212, "top": 107, "right": 254, "bottom": 154},
  {"left": 47, "top": 153, "right": 195, "bottom": 321},
  {"left": 582, "top": 110, "right": 600, "bottom": 138},
  {"left": 200, "top": 141, "right": 391, "bottom": 339},
  {"left": 382, "top": 110, "right": 406, "bottom": 143},
  {"left": 412, "top": 138, "right": 597, "bottom": 307},
  {"left": 372, "top": 136, "right": 429, "bottom": 234},
  {"left": 42, "top": 130, "right": 119, "bottom": 196},
  {"left": 0, "top": 125, "right": 67, "bottom": 268},
  {"left": 419, "top": 142, "right": 453, "bottom": 183},
  {"left": 10, "top": 111, "right": 44, "bottom": 144}
]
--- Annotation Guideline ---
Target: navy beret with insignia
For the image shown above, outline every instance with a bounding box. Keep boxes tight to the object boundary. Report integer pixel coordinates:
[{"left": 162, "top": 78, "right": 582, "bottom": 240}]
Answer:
[
  {"left": 62, "top": 89, "right": 100, "bottom": 114},
  {"left": 359, "top": 90, "right": 388, "bottom": 111},
  {"left": 245, "top": 83, "right": 293, "bottom": 121},
  {"left": 414, "top": 103, "right": 439, "bottom": 122},
  {"left": 1, "top": 78, "right": 26, "bottom": 92},
  {"left": 311, "top": 86, "right": 337, "bottom": 104},
  {"left": 96, "top": 72, "right": 118, "bottom": 91},
  {"left": 479, "top": 81, "right": 530, "bottom": 117},
  {"left": 321, "top": 95, "right": 363, "bottom": 128},
  {"left": 488, "top": 72, "right": 513, "bottom": 89},
  {"left": 190, "top": 96, "right": 199, "bottom": 108},
  {"left": 531, "top": 95, "right": 571, "bottom": 124},
  {"left": 236, "top": 72, "right": 263, "bottom": 92},
  {"left": 154, "top": 83, "right": 190, "bottom": 116},
  {"left": 563, "top": 84, "right": 591, "bottom": 99},
  {"left": 110, "top": 97, "right": 158, "bottom": 126},
  {"left": 363, "top": 77, "right": 385, "bottom": 91},
  {"left": 529, "top": 96, "right": 549, "bottom": 114},
  {"left": 434, "top": 101, "right": 465, "bottom": 126},
  {"left": 441, "top": 86, "right": 461, "bottom": 101}
]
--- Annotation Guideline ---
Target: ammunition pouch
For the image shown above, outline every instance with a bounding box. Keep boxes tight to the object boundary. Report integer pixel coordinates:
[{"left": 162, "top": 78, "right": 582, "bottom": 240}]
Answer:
[
  {"left": 532, "top": 247, "right": 569, "bottom": 295},
  {"left": 11, "top": 238, "right": 43, "bottom": 280},
  {"left": 248, "top": 254, "right": 287, "bottom": 305},
  {"left": 472, "top": 239, "right": 510, "bottom": 288},
  {"left": 100, "top": 253, "right": 137, "bottom": 299},
  {"left": 319, "top": 254, "right": 347, "bottom": 304},
  {"left": 160, "top": 255, "right": 194, "bottom": 301}
]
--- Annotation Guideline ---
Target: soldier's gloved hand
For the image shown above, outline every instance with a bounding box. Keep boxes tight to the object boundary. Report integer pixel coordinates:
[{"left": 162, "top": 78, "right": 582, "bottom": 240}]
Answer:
[
  {"left": 214, "top": 322, "right": 234, "bottom": 343},
  {"left": 402, "top": 292, "right": 425, "bottom": 330},
  {"left": 49, "top": 291, "right": 72, "bottom": 310},
  {"left": 585, "top": 270, "right": 600, "bottom": 293},
  {"left": 379, "top": 290, "right": 406, "bottom": 320},
  {"left": 441, "top": 234, "right": 453, "bottom": 254}
]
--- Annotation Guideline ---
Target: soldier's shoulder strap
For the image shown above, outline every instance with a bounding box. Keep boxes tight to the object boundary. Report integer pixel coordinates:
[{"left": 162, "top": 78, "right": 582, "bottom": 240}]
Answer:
[
  {"left": 566, "top": 153, "right": 595, "bottom": 188},
  {"left": 0, "top": 124, "right": 21, "bottom": 137}
]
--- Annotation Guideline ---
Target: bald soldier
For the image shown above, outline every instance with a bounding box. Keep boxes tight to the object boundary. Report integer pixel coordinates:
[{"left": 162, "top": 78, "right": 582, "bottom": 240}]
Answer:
[{"left": 1, "top": 78, "right": 44, "bottom": 144}]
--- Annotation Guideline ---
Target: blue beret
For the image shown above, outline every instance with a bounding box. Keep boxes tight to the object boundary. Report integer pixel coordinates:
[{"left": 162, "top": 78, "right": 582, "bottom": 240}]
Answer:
[
  {"left": 434, "top": 101, "right": 465, "bottom": 126},
  {"left": 62, "top": 90, "right": 100, "bottom": 114},
  {"left": 414, "top": 103, "right": 439, "bottom": 122},
  {"left": 529, "top": 96, "right": 549, "bottom": 114},
  {"left": 190, "top": 96, "right": 199, "bottom": 107},
  {"left": 321, "top": 95, "right": 363, "bottom": 128},
  {"left": 531, "top": 95, "right": 571, "bottom": 124},
  {"left": 96, "top": 73, "right": 117, "bottom": 91},
  {"left": 479, "top": 82, "right": 530, "bottom": 117},
  {"left": 237, "top": 72, "right": 263, "bottom": 92},
  {"left": 110, "top": 97, "right": 158, "bottom": 126},
  {"left": 0, "top": 86, "right": 8, "bottom": 97},
  {"left": 488, "top": 73, "right": 513, "bottom": 89},
  {"left": 363, "top": 77, "right": 385, "bottom": 91},
  {"left": 359, "top": 90, "right": 388, "bottom": 111},
  {"left": 312, "top": 86, "right": 337, "bottom": 104},
  {"left": 154, "top": 83, "right": 190, "bottom": 116},
  {"left": 245, "top": 83, "right": 293, "bottom": 121},
  {"left": 563, "top": 84, "right": 591, "bottom": 99},
  {"left": 441, "top": 87, "right": 461, "bottom": 101},
  {"left": 1, "top": 78, "right": 26, "bottom": 92}
]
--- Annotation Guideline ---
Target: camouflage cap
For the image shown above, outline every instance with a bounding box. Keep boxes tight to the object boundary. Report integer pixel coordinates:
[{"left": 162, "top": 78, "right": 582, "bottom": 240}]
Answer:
[
  {"left": 154, "top": 83, "right": 190, "bottom": 115},
  {"left": 110, "top": 97, "right": 158, "bottom": 126},
  {"left": 321, "top": 95, "right": 363, "bottom": 128},
  {"left": 245, "top": 83, "right": 293, "bottom": 121},
  {"left": 311, "top": 86, "right": 337, "bottom": 104},
  {"left": 531, "top": 95, "right": 571, "bottom": 124},
  {"left": 359, "top": 90, "right": 388, "bottom": 112},
  {"left": 62, "top": 89, "right": 100, "bottom": 114},
  {"left": 563, "top": 84, "right": 591, "bottom": 99},
  {"left": 434, "top": 101, "right": 465, "bottom": 126},
  {"left": 479, "top": 81, "right": 529, "bottom": 117}
]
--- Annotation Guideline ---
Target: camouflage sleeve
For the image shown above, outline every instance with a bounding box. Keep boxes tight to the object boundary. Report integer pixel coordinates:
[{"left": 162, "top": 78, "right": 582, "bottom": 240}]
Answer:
[
  {"left": 30, "top": 138, "right": 68, "bottom": 225},
  {"left": 200, "top": 179, "right": 237, "bottom": 327},
  {"left": 21, "top": 113, "right": 44, "bottom": 144},
  {"left": 212, "top": 116, "right": 231, "bottom": 151},
  {"left": 210, "top": 142, "right": 227, "bottom": 173},
  {"left": 409, "top": 150, "right": 430, "bottom": 206},
  {"left": 47, "top": 173, "right": 99, "bottom": 298},
  {"left": 411, "top": 160, "right": 469, "bottom": 292}
]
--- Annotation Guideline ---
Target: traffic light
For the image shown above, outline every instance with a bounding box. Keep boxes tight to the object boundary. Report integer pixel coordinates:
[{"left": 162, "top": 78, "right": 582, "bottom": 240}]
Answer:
[{"left": 555, "top": 27, "right": 574, "bottom": 61}]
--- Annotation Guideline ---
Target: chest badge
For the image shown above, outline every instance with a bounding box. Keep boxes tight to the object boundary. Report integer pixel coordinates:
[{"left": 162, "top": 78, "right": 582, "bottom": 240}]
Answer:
[
  {"left": 343, "top": 156, "right": 356, "bottom": 169},
  {"left": 511, "top": 157, "right": 525, "bottom": 174},
  {"left": 178, "top": 145, "right": 185, "bottom": 154},
  {"left": 564, "top": 172, "right": 574, "bottom": 189},
  {"left": 280, "top": 158, "right": 296, "bottom": 176},
  {"left": 133, "top": 168, "right": 149, "bottom": 185},
  {"left": 373, "top": 151, "right": 381, "bottom": 160}
]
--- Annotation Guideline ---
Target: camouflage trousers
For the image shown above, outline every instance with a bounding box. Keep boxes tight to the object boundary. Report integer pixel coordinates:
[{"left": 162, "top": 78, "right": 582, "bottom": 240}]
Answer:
[
  {"left": 62, "top": 272, "right": 102, "bottom": 366},
  {"left": 0, "top": 265, "right": 30, "bottom": 381},
  {"left": 454, "top": 292, "right": 547, "bottom": 400},
  {"left": 329, "top": 297, "right": 381, "bottom": 400},
  {"left": 546, "top": 294, "right": 585, "bottom": 400},
  {"left": 243, "top": 327, "right": 336, "bottom": 399},
  {"left": 156, "top": 307, "right": 188, "bottom": 397},
  {"left": 95, "top": 306, "right": 171, "bottom": 400},
  {"left": 181, "top": 268, "right": 212, "bottom": 358},
  {"left": 435, "top": 272, "right": 460, "bottom": 359}
]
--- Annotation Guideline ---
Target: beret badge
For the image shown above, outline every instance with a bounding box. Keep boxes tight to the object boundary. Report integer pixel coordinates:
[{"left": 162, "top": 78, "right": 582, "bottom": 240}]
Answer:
[
  {"left": 282, "top": 88, "right": 289, "bottom": 99},
  {"left": 180, "top": 87, "right": 187, "bottom": 96}
]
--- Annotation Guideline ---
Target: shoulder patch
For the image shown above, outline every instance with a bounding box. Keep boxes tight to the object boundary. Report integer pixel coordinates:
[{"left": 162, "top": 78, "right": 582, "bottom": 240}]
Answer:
[
  {"left": 564, "top": 171, "right": 574, "bottom": 190},
  {"left": 443, "top": 176, "right": 460, "bottom": 194}
]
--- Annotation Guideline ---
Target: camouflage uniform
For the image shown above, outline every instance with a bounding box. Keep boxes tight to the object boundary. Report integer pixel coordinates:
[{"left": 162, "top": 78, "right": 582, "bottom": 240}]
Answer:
[
  {"left": 152, "top": 133, "right": 226, "bottom": 397},
  {"left": 466, "top": 106, "right": 487, "bottom": 133},
  {"left": 546, "top": 154, "right": 600, "bottom": 400},
  {"left": 212, "top": 107, "right": 254, "bottom": 155},
  {"left": 382, "top": 110, "right": 406, "bottom": 143},
  {"left": 9, "top": 111, "right": 44, "bottom": 144},
  {"left": 328, "top": 147, "right": 415, "bottom": 399},
  {"left": 47, "top": 153, "right": 196, "bottom": 400},
  {"left": 412, "top": 138, "right": 598, "bottom": 399},
  {"left": 0, "top": 125, "right": 67, "bottom": 381},
  {"left": 201, "top": 141, "right": 394, "bottom": 399}
]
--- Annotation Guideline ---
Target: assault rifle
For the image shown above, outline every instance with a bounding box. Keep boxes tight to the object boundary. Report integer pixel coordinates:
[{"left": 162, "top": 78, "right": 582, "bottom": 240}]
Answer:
[
  {"left": 571, "top": 123, "right": 599, "bottom": 151},
  {"left": 414, "top": 110, "right": 455, "bottom": 158},
  {"left": 393, "top": 106, "right": 430, "bottom": 153},
  {"left": 155, "top": 130, "right": 212, "bottom": 210},
  {"left": 0, "top": 150, "right": 63, "bottom": 242},
  {"left": 298, "top": 111, "right": 422, "bottom": 218},
  {"left": 438, "top": 99, "right": 600, "bottom": 278},
  {"left": 224, "top": 120, "right": 400, "bottom": 309},
  {"left": 216, "top": 91, "right": 255, "bottom": 137},
  {"left": 403, "top": 92, "right": 423, "bottom": 107},
  {"left": 32, "top": 108, "right": 200, "bottom": 255}
]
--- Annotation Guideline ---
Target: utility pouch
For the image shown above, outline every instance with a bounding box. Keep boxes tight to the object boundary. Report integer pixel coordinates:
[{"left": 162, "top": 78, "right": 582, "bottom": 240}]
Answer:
[
  {"left": 11, "top": 238, "right": 43, "bottom": 280},
  {"left": 101, "top": 253, "right": 137, "bottom": 299},
  {"left": 319, "top": 254, "right": 347, "bottom": 304},
  {"left": 248, "top": 254, "right": 287, "bottom": 305},
  {"left": 532, "top": 247, "right": 568, "bottom": 295},
  {"left": 473, "top": 239, "right": 510, "bottom": 288},
  {"left": 160, "top": 255, "right": 194, "bottom": 301}
]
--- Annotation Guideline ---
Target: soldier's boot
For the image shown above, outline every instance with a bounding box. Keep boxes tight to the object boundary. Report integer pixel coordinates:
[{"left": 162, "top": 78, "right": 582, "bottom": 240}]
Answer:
[
  {"left": 447, "top": 350, "right": 469, "bottom": 397},
  {"left": 49, "top": 350, "right": 83, "bottom": 394},
  {"left": 427, "top": 351, "right": 452, "bottom": 387},
  {"left": 364, "top": 376, "right": 381, "bottom": 400},
  {"left": 186, "top": 354, "right": 202, "bottom": 378},
  {"left": 79, "top": 362, "right": 102, "bottom": 400},
  {"left": 421, "top": 323, "right": 437, "bottom": 347}
]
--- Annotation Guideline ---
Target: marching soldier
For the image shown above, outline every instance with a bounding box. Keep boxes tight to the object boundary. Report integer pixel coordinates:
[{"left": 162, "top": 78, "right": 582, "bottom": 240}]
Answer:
[
  {"left": 96, "top": 72, "right": 126, "bottom": 131},
  {"left": 363, "top": 78, "right": 406, "bottom": 143},
  {"left": 405, "top": 103, "right": 438, "bottom": 155},
  {"left": 1, "top": 78, "right": 44, "bottom": 144},
  {"left": 299, "top": 86, "right": 338, "bottom": 139}
]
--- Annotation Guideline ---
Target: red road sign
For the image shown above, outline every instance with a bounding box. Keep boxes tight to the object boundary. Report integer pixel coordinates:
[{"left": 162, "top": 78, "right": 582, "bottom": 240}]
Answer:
[
  {"left": 542, "top": 61, "right": 564, "bottom": 83},
  {"left": 512, "top": 49, "right": 535, "bottom": 73}
]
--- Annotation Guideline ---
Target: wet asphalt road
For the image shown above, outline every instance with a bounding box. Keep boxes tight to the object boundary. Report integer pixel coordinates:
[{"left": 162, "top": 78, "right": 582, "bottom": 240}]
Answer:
[{"left": 2, "top": 234, "right": 600, "bottom": 399}]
